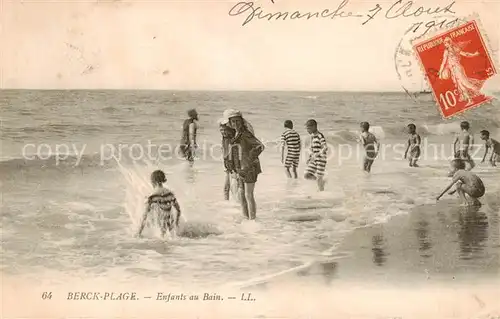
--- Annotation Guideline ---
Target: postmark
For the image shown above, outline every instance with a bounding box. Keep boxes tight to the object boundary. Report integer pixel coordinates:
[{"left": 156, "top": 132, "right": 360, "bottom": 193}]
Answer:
[{"left": 412, "top": 18, "right": 497, "bottom": 118}]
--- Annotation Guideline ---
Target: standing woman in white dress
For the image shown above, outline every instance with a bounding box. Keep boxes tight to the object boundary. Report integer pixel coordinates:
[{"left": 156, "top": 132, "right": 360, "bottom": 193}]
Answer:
[{"left": 438, "top": 37, "right": 484, "bottom": 106}]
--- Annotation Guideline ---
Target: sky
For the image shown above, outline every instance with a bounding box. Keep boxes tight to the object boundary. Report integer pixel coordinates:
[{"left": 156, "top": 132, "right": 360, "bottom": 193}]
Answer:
[{"left": 1, "top": 0, "right": 499, "bottom": 91}]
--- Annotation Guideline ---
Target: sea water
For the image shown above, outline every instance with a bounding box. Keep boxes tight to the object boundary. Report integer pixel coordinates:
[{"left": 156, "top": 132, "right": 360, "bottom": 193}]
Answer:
[{"left": 1, "top": 90, "right": 500, "bottom": 287}]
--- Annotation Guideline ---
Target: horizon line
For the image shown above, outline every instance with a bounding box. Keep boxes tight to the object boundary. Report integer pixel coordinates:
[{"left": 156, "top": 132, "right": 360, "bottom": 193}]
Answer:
[{"left": 0, "top": 88, "right": 442, "bottom": 93}]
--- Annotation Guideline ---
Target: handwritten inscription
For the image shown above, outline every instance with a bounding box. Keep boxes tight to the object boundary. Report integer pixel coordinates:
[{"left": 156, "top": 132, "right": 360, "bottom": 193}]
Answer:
[
  {"left": 229, "top": 0, "right": 362, "bottom": 27},
  {"left": 385, "top": 0, "right": 455, "bottom": 19},
  {"left": 406, "top": 17, "right": 463, "bottom": 37},
  {"left": 228, "top": 0, "right": 456, "bottom": 27}
]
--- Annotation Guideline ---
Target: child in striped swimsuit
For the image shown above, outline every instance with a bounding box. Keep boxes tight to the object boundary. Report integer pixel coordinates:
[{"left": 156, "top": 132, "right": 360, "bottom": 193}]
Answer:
[
  {"left": 304, "top": 119, "right": 328, "bottom": 191},
  {"left": 281, "top": 120, "right": 302, "bottom": 179},
  {"left": 136, "top": 170, "right": 182, "bottom": 239}
]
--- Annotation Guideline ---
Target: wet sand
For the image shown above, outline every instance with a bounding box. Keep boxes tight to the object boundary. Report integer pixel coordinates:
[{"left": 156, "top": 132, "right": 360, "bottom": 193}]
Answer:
[
  {"left": 222, "top": 193, "right": 500, "bottom": 318},
  {"left": 322, "top": 195, "right": 500, "bottom": 286},
  {"left": 238, "top": 192, "right": 500, "bottom": 288},
  {"left": 226, "top": 193, "right": 500, "bottom": 317}
]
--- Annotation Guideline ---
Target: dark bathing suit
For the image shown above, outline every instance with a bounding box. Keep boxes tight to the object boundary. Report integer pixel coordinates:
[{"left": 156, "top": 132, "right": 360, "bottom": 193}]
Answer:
[
  {"left": 409, "top": 134, "right": 421, "bottom": 159},
  {"left": 454, "top": 150, "right": 471, "bottom": 160},
  {"left": 180, "top": 118, "right": 197, "bottom": 162},
  {"left": 147, "top": 189, "right": 178, "bottom": 231}
]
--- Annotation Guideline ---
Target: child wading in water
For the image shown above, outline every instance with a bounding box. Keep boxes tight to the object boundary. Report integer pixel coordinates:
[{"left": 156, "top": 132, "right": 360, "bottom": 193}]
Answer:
[
  {"left": 136, "top": 170, "right": 182, "bottom": 238},
  {"left": 281, "top": 120, "right": 301, "bottom": 179},
  {"left": 225, "top": 109, "right": 264, "bottom": 220},
  {"left": 453, "top": 121, "right": 475, "bottom": 170},
  {"left": 218, "top": 118, "right": 241, "bottom": 201},
  {"left": 479, "top": 130, "right": 500, "bottom": 167},
  {"left": 179, "top": 109, "right": 199, "bottom": 167},
  {"left": 304, "top": 119, "right": 328, "bottom": 191},
  {"left": 359, "top": 122, "right": 380, "bottom": 173},
  {"left": 436, "top": 159, "right": 485, "bottom": 206},
  {"left": 404, "top": 123, "right": 421, "bottom": 167}
]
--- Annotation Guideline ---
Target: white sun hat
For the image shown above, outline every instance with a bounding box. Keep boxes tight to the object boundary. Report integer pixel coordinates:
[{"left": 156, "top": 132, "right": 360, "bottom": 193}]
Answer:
[
  {"left": 223, "top": 109, "right": 242, "bottom": 119},
  {"left": 217, "top": 117, "right": 229, "bottom": 125},
  {"left": 222, "top": 108, "right": 255, "bottom": 135}
]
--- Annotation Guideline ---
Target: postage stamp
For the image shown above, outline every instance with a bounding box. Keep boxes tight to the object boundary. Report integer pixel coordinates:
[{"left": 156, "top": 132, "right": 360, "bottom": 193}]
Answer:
[
  {"left": 412, "top": 19, "right": 497, "bottom": 118},
  {"left": 394, "top": 15, "right": 468, "bottom": 98}
]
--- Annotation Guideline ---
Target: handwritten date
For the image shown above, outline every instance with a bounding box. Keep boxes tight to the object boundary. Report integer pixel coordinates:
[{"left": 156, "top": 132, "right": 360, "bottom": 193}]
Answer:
[{"left": 228, "top": 0, "right": 457, "bottom": 27}]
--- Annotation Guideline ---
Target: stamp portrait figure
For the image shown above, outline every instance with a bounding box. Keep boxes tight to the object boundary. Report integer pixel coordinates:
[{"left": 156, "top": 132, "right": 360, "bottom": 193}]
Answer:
[{"left": 438, "top": 37, "right": 484, "bottom": 107}]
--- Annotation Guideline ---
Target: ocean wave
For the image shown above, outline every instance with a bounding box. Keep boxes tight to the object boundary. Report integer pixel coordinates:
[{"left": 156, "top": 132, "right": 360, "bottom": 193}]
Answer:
[
  {"left": 18, "top": 123, "right": 106, "bottom": 134},
  {"left": 0, "top": 153, "right": 115, "bottom": 171},
  {"left": 324, "top": 120, "right": 500, "bottom": 144}
]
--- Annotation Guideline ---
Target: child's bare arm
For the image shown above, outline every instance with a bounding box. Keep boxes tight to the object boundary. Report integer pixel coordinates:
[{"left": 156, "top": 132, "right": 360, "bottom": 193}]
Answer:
[
  {"left": 416, "top": 134, "right": 421, "bottom": 146},
  {"left": 280, "top": 135, "right": 285, "bottom": 163},
  {"left": 173, "top": 200, "right": 181, "bottom": 227},
  {"left": 189, "top": 122, "right": 197, "bottom": 146},
  {"left": 358, "top": 134, "right": 365, "bottom": 145},
  {"left": 481, "top": 144, "right": 489, "bottom": 162},
  {"left": 374, "top": 136, "right": 380, "bottom": 153},
  {"left": 489, "top": 148, "right": 495, "bottom": 162},
  {"left": 136, "top": 201, "right": 151, "bottom": 237},
  {"left": 404, "top": 138, "right": 410, "bottom": 158},
  {"left": 437, "top": 180, "right": 456, "bottom": 200},
  {"left": 436, "top": 174, "right": 460, "bottom": 200},
  {"left": 453, "top": 135, "right": 459, "bottom": 153},
  {"left": 320, "top": 134, "right": 328, "bottom": 155}
]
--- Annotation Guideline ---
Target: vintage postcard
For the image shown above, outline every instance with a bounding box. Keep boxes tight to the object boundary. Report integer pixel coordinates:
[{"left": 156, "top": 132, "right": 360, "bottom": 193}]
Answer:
[{"left": 1, "top": 0, "right": 500, "bottom": 318}]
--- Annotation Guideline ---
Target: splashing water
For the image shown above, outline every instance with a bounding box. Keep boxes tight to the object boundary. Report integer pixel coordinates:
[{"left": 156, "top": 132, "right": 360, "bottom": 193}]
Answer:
[{"left": 114, "top": 157, "right": 188, "bottom": 239}]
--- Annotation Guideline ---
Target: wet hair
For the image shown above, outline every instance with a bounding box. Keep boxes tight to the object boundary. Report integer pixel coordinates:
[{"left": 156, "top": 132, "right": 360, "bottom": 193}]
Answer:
[
  {"left": 284, "top": 120, "right": 293, "bottom": 129},
  {"left": 460, "top": 121, "right": 470, "bottom": 130},
  {"left": 451, "top": 159, "right": 466, "bottom": 170},
  {"left": 480, "top": 130, "right": 490, "bottom": 137},
  {"left": 151, "top": 170, "right": 167, "bottom": 185},
  {"left": 187, "top": 109, "right": 198, "bottom": 120},
  {"left": 360, "top": 122, "right": 370, "bottom": 131},
  {"left": 305, "top": 119, "right": 317, "bottom": 127},
  {"left": 407, "top": 123, "right": 416, "bottom": 130}
]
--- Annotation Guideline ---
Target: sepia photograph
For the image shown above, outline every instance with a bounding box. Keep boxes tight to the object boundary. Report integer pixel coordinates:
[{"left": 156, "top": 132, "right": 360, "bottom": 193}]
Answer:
[{"left": 1, "top": 0, "right": 499, "bottom": 318}]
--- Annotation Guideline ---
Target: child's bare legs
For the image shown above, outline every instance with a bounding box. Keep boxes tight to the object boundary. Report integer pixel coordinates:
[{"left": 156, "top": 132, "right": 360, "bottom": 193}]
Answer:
[
  {"left": 455, "top": 181, "right": 481, "bottom": 206},
  {"left": 317, "top": 176, "right": 325, "bottom": 191},
  {"left": 304, "top": 172, "right": 316, "bottom": 180},
  {"left": 292, "top": 166, "right": 298, "bottom": 179},
  {"left": 367, "top": 161, "right": 374, "bottom": 172},
  {"left": 455, "top": 182, "right": 468, "bottom": 205},
  {"left": 366, "top": 150, "right": 377, "bottom": 172},
  {"left": 285, "top": 167, "right": 292, "bottom": 178},
  {"left": 159, "top": 214, "right": 170, "bottom": 238},
  {"left": 244, "top": 182, "right": 257, "bottom": 220},
  {"left": 466, "top": 158, "right": 475, "bottom": 170},
  {"left": 224, "top": 171, "right": 230, "bottom": 200},
  {"left": 491, "top": 154, "right": 498, "bottom": 167},
  {"left": 364, "top": 157, "right": 374, "bottom": 173},
  {"left": 232, "top": 174, "right": 242, "bottom": 203},
  {"left": 238, "top": 181, "right": 249, "bottom": 219},
  {"left": 409, "top": 156, "right": 419, "bottom": 167}
]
